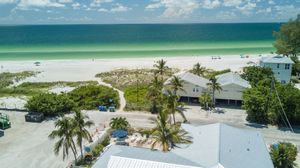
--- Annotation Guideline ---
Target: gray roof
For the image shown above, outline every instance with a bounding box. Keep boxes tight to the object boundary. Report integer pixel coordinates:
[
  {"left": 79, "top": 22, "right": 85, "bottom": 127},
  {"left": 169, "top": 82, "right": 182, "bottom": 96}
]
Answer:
[
  {"left": 216, "top": 72, "right": 251, "bottom": 88},
  {"left": 165, "top": 72, "right": 209, "bottom": 88},
  {"left": 93, "top": 145, "right": 202, "bottom": 168},
  {"left": 260, "top": 55, "right": 294, "bottom": 64},
  {"left": 173, "top": 124, "right": 274, "bottom": 168},
  {"left": 93, "top": 123, "right": 273, "bottom": 168}
]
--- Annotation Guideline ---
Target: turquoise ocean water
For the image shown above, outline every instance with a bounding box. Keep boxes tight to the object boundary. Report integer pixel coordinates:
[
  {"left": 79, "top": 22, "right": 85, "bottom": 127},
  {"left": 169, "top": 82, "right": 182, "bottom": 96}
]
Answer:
[{"left": 0, "top": 23, "right": 280, "bottom": 60}]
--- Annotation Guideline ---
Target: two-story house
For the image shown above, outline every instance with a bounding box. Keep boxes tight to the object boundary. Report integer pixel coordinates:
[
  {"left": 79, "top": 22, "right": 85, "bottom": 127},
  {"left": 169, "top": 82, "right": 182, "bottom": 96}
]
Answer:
[{"left": 259, "top": 55, "right": 294, "bottom": 84}]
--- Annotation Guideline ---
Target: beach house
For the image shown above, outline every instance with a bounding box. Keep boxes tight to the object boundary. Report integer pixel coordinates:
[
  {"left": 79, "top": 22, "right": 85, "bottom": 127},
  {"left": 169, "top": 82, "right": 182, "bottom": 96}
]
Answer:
[
  {"left": 164, "top": 72, "right": 250, "bottom": 105},
  {"left": 259, "top": 55, "right": 294, "bottom": 84},
  {"left": 93, "top": 123, "right": 274, "bottom": 168}
]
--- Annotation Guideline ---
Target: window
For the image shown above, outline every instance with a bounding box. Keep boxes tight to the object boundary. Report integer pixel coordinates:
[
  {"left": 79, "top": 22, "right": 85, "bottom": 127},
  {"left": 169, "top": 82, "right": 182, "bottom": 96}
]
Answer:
[
  {"left": 285, "top": 64, "right": 290, "bottom": 70},
  {"left": 277, "top": 64, "right": 280, "bottom": 68},
  {"left": 281, "top": 80, "right": 286, "bottom": 84}
]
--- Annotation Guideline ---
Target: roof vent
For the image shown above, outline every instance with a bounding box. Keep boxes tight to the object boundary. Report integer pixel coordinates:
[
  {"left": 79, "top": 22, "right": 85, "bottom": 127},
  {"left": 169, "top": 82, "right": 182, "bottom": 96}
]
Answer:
[{"left": 247, "top": 148, "right": 250, "bottom": 152}]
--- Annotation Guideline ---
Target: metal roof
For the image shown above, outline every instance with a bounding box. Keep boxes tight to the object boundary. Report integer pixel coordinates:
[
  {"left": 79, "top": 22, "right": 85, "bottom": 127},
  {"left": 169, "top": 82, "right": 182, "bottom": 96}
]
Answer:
[
  {"left": 93, "top": 123, "right": 274, "bottom": 168},
  {"left": 260, "top": 55, "right": 294, "bottom": 64},
  {"left": 173, "top": 124, "right": 274, "bottom": 168},
  {"left": 165, "top": 72, "right": 209, "bottom": 88},
  {"left": 216, "top": 72, "right": 251, "bottom": 88}
]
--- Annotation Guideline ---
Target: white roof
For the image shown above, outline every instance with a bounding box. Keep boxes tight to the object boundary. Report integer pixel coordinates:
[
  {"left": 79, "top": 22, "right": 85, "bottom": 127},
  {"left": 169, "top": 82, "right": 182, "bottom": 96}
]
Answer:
[
  {"left": 216, "top": 72, "right": 251, "bottom": 88},
  {"left": 107, "top": 156, "right": 201, "bottom": 168},
  {"left": 173, "top": 123, "right": 274, "bottom": 168},
  {"left": 93, "top": 123, "right": 274, "bottom": 168},
  {"left": 260, "top": 55, "right": 294, "bottom": 64},
  {"left": 165, "top": 72, "right": 209, "bottom": 88}
]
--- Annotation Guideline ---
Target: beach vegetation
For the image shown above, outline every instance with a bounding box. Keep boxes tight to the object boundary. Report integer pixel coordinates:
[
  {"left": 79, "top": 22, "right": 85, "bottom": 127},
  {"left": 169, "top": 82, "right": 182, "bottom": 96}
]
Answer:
[
  {"left": 270, "top": 142, "right": 298, "bottom": 168},
  {"left": 274, "top": 14, "right": 300, "bottom": 57},
  {"left": 168, "top": 75, "right": 185, "bottom": 96},
  {"left": 124, "top": 85, "right": 150, "bottom": 111},
  {"left": 243, "top": 80, "right": 300, "bottom": 125},
  {"left": 25, "top": 93, "right": 76, "bottom": 116},
  {"left": 109, "top": 117, "right": 130, "bottom": 130},
  {"left": 150, "top": 111, "right": 192, "bottom": 152},
  {"left": 147, "top": 75, "right": 163, "bottom": 113},
  {"left": 241, "top": 66, "right": 274, "bottom": 86},
  {"left": 68, "top": 85, "right": 119, "bottom": 110},
  {"left": 154, "top": 59, "right": 168, "bottom": 80},
  {"left": 0, "top": 71, "right": 38, "bottom": 88}
]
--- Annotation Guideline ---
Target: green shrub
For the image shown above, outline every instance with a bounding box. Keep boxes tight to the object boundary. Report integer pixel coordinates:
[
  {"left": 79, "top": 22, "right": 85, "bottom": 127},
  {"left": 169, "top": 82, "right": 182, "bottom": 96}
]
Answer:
[
  {"left": 101, "top": 135, "right": 110, "bottom": 147},
  {"left": 0, "top": 71, "right": 37, "bottom": 88},
  {"left": 270, "top": 142, "right": 298, "bottom": 168},
  {"left": 124, "top": 85, "right": 150, "bottom": 111},
  {"left": 68, "top": 85, "right": 119, "bottom": 110},
  {"left": 25, "top": 93, "right": 76, "bottom": 116},
  {"left": 92, "top": 144, "right": 104, "bottom": 157}
]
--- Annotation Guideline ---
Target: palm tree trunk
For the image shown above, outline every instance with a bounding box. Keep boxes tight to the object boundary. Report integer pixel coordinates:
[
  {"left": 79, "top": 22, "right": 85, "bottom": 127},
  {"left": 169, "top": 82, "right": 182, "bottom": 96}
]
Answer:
[
  {"left": 212, "top": 88, "right": 215, "bottom": 107},
  {"left": 172, "top": 113, "right": 176, "bottom": 124},
  {"left": 79, "top": 139, "right": 84, "bottom": 161},
  {"left": 70, "top": 144, "right": 78, "bottom": 165}
]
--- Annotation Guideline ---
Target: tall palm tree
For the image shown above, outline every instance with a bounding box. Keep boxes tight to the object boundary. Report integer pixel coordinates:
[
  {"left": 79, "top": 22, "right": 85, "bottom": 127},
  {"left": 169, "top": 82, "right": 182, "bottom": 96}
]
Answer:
[
  {"left": 150, "top": 111, "right": 192, "bottom": 152},
  {"left": 109, "top": 117, "right": 130, "bottom": 130},
  {"left": 192, "top": 63, "right": 206, "bottom": 77},
  {"left": 147, "top": 75, "right": 163, "bottom": 113},
  {"left": 72, "top": 110, "right": 94, "bottom": 161},
  {"left": 169, "top": 75, "right": 185, "bottom": 96},
  {"left": 199, "top": 92, "right": 212, "bottom": 110},
  {"left": 207, "top": 76, "right": 222, "bottom": 106},
  {"left": 153, "top": 59, "right": 168, "bottom": 80},
  {"left": 49, "top": 117, "right": 78, "bottom": 163},
  {"left": 164, "top": 90, "right": 187, "bottom": 124}
]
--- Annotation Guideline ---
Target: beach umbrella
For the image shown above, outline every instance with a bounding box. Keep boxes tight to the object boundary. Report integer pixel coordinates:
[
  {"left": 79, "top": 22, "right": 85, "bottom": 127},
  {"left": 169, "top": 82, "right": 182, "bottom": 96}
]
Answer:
[
  {"left": 34, "top": 62, "right": 41, "bottom": 66},
  {"left": 112, "top": 129, "right": 128, "bottom": 138}
]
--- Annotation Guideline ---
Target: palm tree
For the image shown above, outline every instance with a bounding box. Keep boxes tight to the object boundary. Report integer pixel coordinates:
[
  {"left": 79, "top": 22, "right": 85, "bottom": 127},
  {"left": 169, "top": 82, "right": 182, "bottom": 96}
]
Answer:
[
  {"left": 150, "top": 111, "right": 192, "bottom": 152},
  {"left": 207, "top": 76, "right": 222, "bottom": 106},
  {"left": 270, "top": 142, "right": 298, "bottom": 168},
  {"left": 72, "top": 110, "right": 94, "bottom": 161},
  {"left": 199, "top": 92, "right": 212, "bottom": 110},
  {"left": 164, "top": 90, "right": 187, "bottom": 124},
  {"left": 49, "top": 117, "right": 78, "bottom": 163},
  {"left": 109, "top": 117, "right": 130, "bottom": 130},
  {"left": 169, "top": 75, "right": 185, "bottom": 96},
  {"left": 153, "top": 59, "right": 168, "bottom": 80},
  {"left": 191, "top": 63, "right": 206, "bottom": 77},
  {"left": 147, "top": 75, "right": 163, "bottom": 113}
]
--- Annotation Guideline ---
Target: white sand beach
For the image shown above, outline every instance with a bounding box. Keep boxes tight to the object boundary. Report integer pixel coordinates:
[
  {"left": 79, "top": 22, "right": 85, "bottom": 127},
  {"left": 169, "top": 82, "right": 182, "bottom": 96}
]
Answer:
[{"left": 0, "top": 55, "right": 261, "bottom": 82}]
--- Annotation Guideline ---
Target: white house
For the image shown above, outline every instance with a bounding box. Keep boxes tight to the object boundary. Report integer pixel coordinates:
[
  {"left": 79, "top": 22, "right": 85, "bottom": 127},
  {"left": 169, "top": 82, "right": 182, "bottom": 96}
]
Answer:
[
  {"left": 164, "top": 72, "right": 209, "bottom": 103},
  {"left": 164, "top": 72, "right": 250, "bottom": 105},
  {"left": 93, "top": 123, "right": 274, "bottom": 168},
  {"left": 215, "top": 72, "right": 251, "bottom": 105},
  {"left": 259, "top": 55, "right": 294, "bottom": 84}
]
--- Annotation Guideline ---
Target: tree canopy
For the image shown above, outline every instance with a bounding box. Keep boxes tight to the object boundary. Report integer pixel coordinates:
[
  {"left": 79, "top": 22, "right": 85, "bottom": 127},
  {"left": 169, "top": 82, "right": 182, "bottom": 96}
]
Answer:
[{"left": 241, "top": 66, "right": 274, "bottom": 86}]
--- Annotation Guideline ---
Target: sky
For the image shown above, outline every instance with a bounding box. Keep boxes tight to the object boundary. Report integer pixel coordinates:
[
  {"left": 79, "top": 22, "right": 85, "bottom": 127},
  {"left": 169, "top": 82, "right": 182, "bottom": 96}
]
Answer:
[{"left": 0, "top": 0, "right": 299, "bottom": 24}]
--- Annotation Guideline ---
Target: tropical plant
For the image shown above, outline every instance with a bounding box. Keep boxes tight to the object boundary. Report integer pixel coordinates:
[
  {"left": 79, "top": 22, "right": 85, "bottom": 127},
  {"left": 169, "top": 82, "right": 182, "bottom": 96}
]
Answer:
[
  {"left": 26, "top": 93, "right": 76, "bottom": 116},
  {"left": 274, "top": 14, "right": 300, "bottom": 57},
  {"left": 270, "top": 142, "right": 298, "bottom": 168},
  {"left": 168, "top": 75, "right": 185, "bottom": 96},
  {"left": 72, "top": 110, "right": 94, "bottom": 161},
  {"left": 68, "top": 84, "right": 119, "bottom": 110},
  {"left": 150, "top": 111, "right": 192, "bottom": 152},
  {"left": 241, "top": 66, "right": 274, "bottom": 87},
  {"left": 147, "top": 75, "right": 163, "bottom": 113},
  {"left": 109, "top": 117, "right": 130, "bottom": 130},
  {"left": 191, "top": 63, "right": 206, "bottom": 77},
  {"left": 207, "top": 76, "right": 222, "bottom": 106},
  {"left": 48, "top": 117, "right": 78, "bottom": 163},
  {"left": 164, "top": 90, "right": 187, "bottom": 124},
  {"left": 199, "top": 92, "right": 212, "bottom": 110},
  {"left": 154, "top": 59, "right": 168, "bottom": 80}
]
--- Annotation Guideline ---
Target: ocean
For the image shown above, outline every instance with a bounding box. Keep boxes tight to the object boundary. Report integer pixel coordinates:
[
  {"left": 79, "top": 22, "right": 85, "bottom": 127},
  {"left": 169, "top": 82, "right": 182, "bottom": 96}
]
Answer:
[{"left": 0, "top": 23, "right": 281, "bottom": 60}]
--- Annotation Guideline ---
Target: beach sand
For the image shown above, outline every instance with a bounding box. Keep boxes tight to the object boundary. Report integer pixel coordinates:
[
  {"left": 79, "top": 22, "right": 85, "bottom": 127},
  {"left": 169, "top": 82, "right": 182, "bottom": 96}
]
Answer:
[{"left": 0, "top": 55, "right": 261, "bottom": 82}]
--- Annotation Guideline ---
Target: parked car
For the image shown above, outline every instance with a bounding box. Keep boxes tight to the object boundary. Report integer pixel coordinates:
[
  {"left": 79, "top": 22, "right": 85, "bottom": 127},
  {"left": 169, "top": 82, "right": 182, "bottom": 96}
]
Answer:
[{"left": 25, "top": 112, "right": 44, "bottom": 123}]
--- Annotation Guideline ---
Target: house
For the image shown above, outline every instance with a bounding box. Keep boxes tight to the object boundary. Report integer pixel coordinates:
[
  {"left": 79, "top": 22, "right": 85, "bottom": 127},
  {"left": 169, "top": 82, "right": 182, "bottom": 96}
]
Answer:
[
  {"left": 164, "top": 72, "right": 209, "bottom": 103},
  {"left": 259, "top": 55, "right": 294, "bottom": 84},
  {"left": 164, "top": 72, "right": 250, "bottom": 105},
  {"left": 93, "top": 123, "right": 274, "bottom": 168},
  {"left": 215, "top": 72, "right": 251, "bottom": 105}
]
